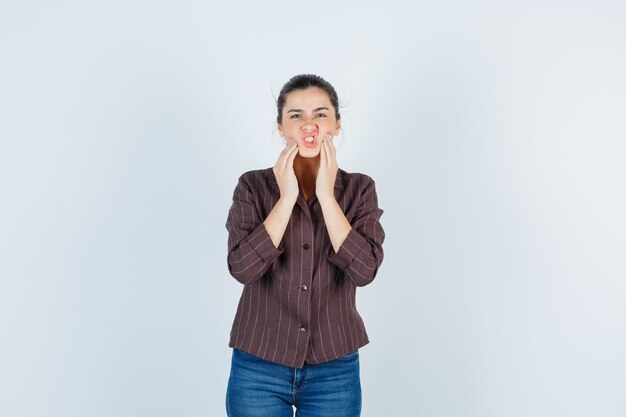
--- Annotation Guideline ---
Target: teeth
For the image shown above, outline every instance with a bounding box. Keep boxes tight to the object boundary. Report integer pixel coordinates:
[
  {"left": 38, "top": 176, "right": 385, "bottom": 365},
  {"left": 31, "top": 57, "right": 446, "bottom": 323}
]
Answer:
[{"left": 305, "top": 137, "right": 314, "bottom": 143}]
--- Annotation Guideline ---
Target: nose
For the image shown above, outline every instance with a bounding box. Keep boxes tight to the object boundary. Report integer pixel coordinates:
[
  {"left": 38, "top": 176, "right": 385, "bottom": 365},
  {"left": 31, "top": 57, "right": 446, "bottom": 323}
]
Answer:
[{"left": 302, "top": 120, "right": 316, "bottom": 132}]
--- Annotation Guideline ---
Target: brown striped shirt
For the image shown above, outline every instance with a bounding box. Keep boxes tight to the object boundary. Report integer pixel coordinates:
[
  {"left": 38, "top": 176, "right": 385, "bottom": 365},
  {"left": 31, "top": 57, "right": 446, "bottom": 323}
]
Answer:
[{"left": 225, "top": 167, "right": 385, "bottom": 368}]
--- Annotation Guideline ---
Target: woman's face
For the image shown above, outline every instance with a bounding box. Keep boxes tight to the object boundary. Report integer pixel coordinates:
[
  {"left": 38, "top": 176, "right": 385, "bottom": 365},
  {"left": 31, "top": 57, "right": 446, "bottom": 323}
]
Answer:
[{"left": 277, "top": 87, "right": 341, "bottom": 158}]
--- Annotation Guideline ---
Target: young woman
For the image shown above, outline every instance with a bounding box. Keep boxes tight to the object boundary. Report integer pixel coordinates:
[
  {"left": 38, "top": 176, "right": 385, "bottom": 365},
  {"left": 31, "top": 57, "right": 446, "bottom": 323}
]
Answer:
[{"left": 225, "top": 74, "right": 385, "bottom": 417}]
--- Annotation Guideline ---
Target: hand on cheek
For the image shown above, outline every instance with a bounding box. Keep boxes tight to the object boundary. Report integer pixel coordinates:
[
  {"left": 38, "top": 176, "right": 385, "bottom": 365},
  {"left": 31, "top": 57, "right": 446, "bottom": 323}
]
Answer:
[
  {"left": 316, "top": 133, "right": 338, "bottom": 202},
  {"left": 273, "top": 140, "right": 300, "bottom": 202}
]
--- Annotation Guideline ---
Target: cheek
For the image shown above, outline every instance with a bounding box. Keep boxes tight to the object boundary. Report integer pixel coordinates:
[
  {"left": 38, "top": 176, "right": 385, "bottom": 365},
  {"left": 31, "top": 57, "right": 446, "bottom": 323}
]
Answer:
[
  {"left": 282, "top": 123, "right": 298, "bottom": 137},
  {"left": 321, "top": 118, "right": 339, "bottom": 130}
]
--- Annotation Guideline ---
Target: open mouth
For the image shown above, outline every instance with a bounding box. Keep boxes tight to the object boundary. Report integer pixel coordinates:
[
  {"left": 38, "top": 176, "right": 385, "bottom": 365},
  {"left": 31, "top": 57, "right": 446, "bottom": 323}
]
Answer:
[{"left": 303, "top": 132, "right": 317, "bottom": 147}]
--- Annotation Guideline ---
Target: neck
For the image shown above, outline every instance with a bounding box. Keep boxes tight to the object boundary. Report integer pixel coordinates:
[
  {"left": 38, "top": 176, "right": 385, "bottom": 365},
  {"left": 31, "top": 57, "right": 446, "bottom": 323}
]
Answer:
[
  {"left": 293, "top": 154, "right": 320, "bottom": 183},
  {"left": 293, "top": 155, "right": 320, "bottom": 194}
]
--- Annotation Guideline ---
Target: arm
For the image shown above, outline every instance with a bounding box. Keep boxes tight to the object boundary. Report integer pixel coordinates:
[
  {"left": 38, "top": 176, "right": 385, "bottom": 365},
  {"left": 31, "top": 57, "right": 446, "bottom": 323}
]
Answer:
[
  {"left": 225, "top": 174, "right": 284, "bottom": 285},
  {"left": 325, "top": 176, "right": 385, "bottom": 287},
  {"left": 264, "top": 140, "right": 300, "bottom": 247},
  {"left": 316, "top": 135, "right": 385, "bottom": 287},
  {"left": 263, "top": 196, "right": 297, "bottom": 248},
  {"left": 316, "top": 134, "right": 352, "bottom": 253},
  {"left": 226, "top": 142, "right": 299, "bottom": 285},
  {"left": 317, "top": 196, "right": 352, "bottom": 253}
]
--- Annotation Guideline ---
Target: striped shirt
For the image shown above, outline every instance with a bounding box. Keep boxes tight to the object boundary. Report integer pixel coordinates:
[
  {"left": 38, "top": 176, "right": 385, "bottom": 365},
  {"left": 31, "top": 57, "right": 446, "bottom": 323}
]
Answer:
[{"left": 225, "top": 167, "right": 385, "bottom": 368}]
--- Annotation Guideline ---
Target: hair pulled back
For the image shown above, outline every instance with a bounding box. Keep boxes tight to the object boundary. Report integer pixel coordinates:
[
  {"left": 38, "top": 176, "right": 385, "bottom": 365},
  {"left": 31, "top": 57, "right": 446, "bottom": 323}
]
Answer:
[{"left": 276, "top": 74, "right": 340, "bottom": 124}]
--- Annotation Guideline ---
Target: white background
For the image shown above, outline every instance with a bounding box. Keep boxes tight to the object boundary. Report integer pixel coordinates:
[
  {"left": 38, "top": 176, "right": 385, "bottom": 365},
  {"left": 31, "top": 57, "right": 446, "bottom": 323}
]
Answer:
[{"left": 1, "top": 1, "right": 625, "bottom": 416}]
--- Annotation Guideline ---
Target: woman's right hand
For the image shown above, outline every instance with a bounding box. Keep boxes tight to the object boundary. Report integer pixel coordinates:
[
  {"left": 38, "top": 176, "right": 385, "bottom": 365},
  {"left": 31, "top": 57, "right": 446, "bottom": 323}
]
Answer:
[
  {"left": 263, "top": 141, "right": 299, "bottom": 247},
  {"left": 273, "top": 141, "right": 299, "bottom": 202}
]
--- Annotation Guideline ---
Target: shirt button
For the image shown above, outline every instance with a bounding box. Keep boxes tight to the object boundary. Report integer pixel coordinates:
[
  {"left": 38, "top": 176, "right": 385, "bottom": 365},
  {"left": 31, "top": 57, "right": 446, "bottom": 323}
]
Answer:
[
  {"left": 303, "top": 243, "right": 310, "bottom": 250},
  {"left": 300, "top": 326, "right": 307, "bottom": 332},
  {"left": 301, "top": 285, "right": 308, "bottom": 291}
]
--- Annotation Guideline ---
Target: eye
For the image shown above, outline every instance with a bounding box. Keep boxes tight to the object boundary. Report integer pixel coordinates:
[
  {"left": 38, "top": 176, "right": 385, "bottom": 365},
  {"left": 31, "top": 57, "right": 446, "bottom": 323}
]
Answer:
[
  {"left": 316, "top": 113, "right": 327, "bottom": 118},
  {"left": 290, "top": 114, "right": 301, "bottom": 119}
]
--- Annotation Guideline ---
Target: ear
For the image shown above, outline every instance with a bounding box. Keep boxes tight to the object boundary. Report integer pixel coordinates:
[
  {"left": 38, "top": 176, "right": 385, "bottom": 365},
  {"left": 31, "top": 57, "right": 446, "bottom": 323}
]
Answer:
[
  {"left": 277, "top": 123, "right": 284, "bottom": 137},
  {"left": 333, "top": 118, "right": 342, "bottom": 135}
]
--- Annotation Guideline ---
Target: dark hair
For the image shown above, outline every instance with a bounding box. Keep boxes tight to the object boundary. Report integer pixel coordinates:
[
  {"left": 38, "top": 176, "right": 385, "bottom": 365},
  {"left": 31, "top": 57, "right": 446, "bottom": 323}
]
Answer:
[{"left": 276, "top": 74, "right": 340, "bottom": 124}]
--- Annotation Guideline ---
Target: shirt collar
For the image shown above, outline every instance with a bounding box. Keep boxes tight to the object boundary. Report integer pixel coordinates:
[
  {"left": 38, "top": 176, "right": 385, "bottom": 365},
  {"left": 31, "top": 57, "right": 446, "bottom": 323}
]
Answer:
[{"left": 268, "top": 167, "right": 344, "bottom": 190}]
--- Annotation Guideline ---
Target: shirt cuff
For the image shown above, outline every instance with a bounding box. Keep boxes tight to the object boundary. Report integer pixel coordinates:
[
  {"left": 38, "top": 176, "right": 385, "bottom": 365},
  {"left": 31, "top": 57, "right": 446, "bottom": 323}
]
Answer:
[{"left": 327, "top": 228, "right": 368, "bottom": 270}]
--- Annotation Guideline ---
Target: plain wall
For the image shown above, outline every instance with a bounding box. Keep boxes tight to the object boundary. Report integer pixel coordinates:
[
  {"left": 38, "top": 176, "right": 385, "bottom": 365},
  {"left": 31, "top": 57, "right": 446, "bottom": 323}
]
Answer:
[{"left": 1, "top": 1, "right": 625, "bottom": 416}]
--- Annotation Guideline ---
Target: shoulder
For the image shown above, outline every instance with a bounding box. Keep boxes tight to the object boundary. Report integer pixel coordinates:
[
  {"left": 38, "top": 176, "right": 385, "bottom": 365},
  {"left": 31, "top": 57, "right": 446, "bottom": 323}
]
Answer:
[
  {"left": 234, "top": 167, "right": 275, "bottom": 190},
  {"left": 237, "top": 167, "right": 273, "bottom": 181},
  {"left": 338, "top": 169, "right": 383, "bottom": 213},
  {"left": 337, "top": 168, "right": 378, "bottom": 191}
]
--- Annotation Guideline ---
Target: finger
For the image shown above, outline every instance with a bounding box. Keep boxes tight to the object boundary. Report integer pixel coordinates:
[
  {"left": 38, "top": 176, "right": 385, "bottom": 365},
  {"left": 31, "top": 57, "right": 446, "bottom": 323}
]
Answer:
[
  {"left": 278, "top": 143, "right": 290, "bottom": 164},
  {"left": 326, "top": 134, "right": 336, "bottom": 159},
  {"left": 320, "top": 138, "right": 328, "bottom": 167},
  {"left": 280, "top": 140, "right": 293, "bottom": 153},
  {"left": 279, "top": 141, "right": 297, "bottom": 168},
  {"left": 287, "top": 143, "right": 299, "bottom": 166},
  {"left": 328, "top": 135, "right": 337, "bottom": 165}
]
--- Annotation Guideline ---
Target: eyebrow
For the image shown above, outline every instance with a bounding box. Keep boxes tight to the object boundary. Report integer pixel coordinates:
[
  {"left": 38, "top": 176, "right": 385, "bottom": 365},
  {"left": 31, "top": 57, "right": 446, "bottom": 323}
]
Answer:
[{"left": 287, "top": 107, "right": 330, "bottom": 113}]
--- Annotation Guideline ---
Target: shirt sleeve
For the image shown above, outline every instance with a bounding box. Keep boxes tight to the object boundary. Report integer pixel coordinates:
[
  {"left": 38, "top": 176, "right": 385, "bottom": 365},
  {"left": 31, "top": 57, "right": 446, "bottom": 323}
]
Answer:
[
  {"left": 327, "top": 175, "right": 385, "bottom": 287},
  {"left": 225, "top": 173, "right": 283, "bottom": 285}
]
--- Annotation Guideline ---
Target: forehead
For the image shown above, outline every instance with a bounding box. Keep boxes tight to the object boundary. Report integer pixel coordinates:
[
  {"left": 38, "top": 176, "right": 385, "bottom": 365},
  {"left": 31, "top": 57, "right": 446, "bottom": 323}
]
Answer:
[{"left": 284, "top": 87, "right": 333, "bottom": 109}]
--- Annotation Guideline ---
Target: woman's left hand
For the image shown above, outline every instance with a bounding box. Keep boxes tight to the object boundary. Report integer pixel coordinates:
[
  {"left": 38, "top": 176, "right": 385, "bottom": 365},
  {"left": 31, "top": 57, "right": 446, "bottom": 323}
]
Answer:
[{"left": 316, "top": 133, "right": 338, "bottom": 203}]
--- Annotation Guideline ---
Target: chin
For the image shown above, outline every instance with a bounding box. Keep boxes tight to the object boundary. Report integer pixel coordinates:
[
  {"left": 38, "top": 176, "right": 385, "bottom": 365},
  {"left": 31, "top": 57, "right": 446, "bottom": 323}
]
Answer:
[{"left": 298, "top": 148, "right": 321, "bottom": 158}]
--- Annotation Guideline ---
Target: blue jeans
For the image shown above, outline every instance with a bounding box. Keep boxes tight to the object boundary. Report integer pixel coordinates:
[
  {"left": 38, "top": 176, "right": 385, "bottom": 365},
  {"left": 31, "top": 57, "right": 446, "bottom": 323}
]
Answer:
[{"left": 226, "top": 348, "right": 362, "bottom": 417}]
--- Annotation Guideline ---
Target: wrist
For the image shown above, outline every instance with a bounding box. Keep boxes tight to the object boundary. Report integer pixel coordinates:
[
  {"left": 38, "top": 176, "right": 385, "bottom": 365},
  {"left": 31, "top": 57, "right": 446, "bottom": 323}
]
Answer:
[
  {"left": 278, "top": 194, "right": 298, "bottom": 206},
  {"left": 316, "top": 193, "right": 336, "bottom": 205}
]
